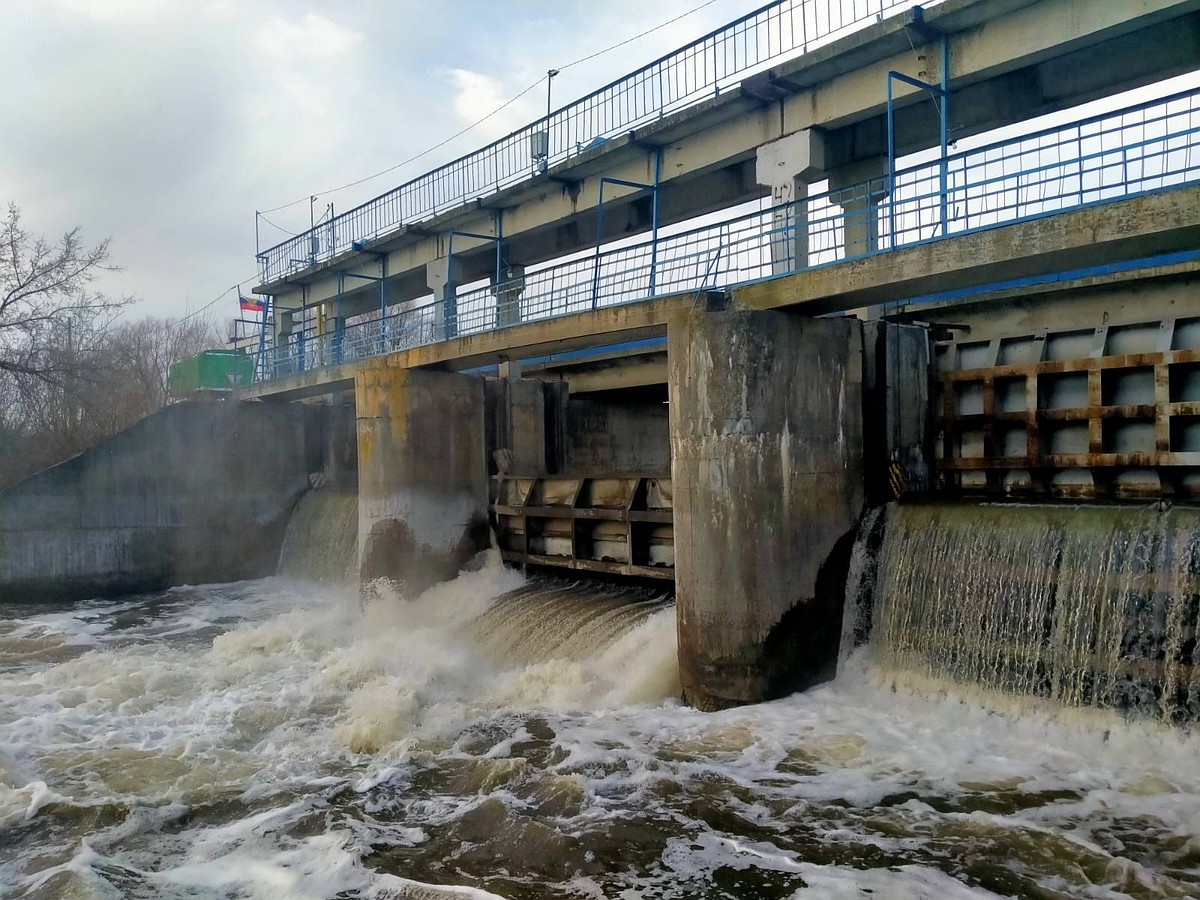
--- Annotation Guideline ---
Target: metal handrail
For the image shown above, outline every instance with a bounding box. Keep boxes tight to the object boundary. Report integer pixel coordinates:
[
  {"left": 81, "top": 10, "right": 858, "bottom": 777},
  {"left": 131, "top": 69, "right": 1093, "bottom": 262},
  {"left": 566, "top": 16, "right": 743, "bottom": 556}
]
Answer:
[
  {"left": 259, "top": 85, "right": 1200, "bottom": 381},
  {"left": 257, "top": 0, "right": 926, "bottom": 284}
]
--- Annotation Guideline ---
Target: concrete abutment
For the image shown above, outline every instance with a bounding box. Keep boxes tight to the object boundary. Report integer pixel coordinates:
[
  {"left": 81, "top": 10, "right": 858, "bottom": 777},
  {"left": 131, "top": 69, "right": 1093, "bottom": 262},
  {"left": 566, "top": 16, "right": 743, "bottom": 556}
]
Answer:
[
  {"left": 355, "top": 368, "right": 490, "bottom": 595},
  {"left": 0, "top": 400, "right": 355, "bottom": 603},
  {"left": 669, "top": 310, "right": 868, "bottom": 710}
]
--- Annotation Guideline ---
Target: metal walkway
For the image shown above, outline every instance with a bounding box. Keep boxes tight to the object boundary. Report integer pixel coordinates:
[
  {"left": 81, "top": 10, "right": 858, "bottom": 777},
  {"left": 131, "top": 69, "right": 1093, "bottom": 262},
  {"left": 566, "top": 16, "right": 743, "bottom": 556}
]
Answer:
[
  {"left": 256, "top": 0, "right": 942, "bottom": 285},
  {"left": 258, "top": 86, "right": 1200, "bottom": 381}
]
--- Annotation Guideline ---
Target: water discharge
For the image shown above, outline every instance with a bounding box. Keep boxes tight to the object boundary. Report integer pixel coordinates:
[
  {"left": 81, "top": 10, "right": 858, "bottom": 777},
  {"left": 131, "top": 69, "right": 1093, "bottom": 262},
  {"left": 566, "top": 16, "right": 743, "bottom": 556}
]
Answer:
[
  {"left": 861, "top": 502, "right": 1200, "bottom": 723},
  {"left": 2, "top": 502, "right": 1200, "bottom": 897},
  {"left": 277, "top": 489, "right": 360, "bottom": 585}
]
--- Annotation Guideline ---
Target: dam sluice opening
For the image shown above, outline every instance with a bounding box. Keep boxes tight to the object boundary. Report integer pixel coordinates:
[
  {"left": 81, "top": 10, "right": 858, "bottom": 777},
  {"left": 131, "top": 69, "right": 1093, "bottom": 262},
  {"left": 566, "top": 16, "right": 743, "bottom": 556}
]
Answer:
[
  {"left": 7, "top": 305, "right": 1200, "bottom": 894},
  {"left": 852, "top": 501, "right": 1200, "bottom": 724}
]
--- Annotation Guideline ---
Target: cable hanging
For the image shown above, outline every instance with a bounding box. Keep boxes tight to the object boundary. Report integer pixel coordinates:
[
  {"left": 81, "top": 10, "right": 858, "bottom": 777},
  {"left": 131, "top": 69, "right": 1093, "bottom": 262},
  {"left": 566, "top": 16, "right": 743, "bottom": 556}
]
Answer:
[{"left": 258, "top": 0, "right": 725, "bottom": 215}]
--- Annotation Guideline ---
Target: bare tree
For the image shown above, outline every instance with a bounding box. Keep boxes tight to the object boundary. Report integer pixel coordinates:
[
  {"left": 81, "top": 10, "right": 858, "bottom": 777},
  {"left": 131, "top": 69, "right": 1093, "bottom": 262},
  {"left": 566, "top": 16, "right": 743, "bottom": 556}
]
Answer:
[
  {"left": 0, "top": 312, "right": 220, "bottom": 489},
  {"left": 0, "top": 202, "right": 129, "bottom": 384}
]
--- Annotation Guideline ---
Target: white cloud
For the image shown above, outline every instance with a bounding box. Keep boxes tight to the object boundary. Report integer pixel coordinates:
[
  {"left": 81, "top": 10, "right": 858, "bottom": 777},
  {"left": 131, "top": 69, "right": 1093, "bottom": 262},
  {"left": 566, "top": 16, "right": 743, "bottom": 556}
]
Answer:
[
  {"left": 0, "top": 0, "right": 754, "bottom": 320},
  {"left": 259, "top": 12, "right": 363, "bottom": 60}
]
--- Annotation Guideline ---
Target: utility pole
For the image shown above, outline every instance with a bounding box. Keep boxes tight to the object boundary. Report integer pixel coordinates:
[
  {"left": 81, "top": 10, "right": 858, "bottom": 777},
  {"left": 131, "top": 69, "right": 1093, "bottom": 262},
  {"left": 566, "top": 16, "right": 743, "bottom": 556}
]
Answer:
[{"left": 546, "top": 68, "right": 559, "bottom": 120}]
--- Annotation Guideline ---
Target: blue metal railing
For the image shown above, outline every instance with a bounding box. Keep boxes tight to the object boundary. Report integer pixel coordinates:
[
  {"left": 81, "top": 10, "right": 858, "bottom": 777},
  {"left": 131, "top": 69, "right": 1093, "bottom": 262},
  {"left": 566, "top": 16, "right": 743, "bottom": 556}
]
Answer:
[
  {"left": 260, "top": 86, "right": 1200, "bottom": 380},
  {"left": 257, "top": 0, "right": 930, "bottom": 285}
]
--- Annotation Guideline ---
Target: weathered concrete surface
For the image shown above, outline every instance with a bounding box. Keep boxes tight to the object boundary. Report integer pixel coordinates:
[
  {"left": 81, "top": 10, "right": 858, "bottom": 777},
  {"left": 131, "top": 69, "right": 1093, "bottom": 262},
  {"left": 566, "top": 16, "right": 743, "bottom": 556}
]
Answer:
[
  {"left": 356, "top": 368, "right": 488, "bottom": 595},
  {"left": 565, "top": 397, "right": 671, "bottom": 475},
  {"left": 862, "top": 322, "right": 931, "bottom": 504},
  {"left": 241, "top": 186, "right": 1200, "bottom": 404},
  {"left": 237, "top": 292, "right": 695, "bottom": 403},
  {"left": 0, "top": 401, "right": 342, "bottom": 603},
  {"left": 670, "top": 310, "right": 865, "bottom": 710},
  {"left": 737, "top": 185, "right": 1200, "bottom": 313},
  {"left": 894, "top": 260, "right": 1200, "bottom": 341},
  {"left": 264, "top": 0, "right": 1197, "bottom": 324},
  {"left": 485, "top": 377, "right": 547, "bottom": 478}
]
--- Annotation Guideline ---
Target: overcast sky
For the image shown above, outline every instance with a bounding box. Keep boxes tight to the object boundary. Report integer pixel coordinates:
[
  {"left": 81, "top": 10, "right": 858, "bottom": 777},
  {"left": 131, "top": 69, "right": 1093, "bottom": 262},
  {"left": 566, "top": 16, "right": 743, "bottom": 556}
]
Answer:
[{"left": 0, "top": 0, "right": 751, "bottom": 322}]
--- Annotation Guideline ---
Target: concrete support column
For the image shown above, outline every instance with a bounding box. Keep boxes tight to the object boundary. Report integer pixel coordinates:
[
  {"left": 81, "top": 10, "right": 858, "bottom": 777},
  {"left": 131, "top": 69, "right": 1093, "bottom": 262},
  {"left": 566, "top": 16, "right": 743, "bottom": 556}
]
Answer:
[
  {"left": 669, "top": 310, "right": 865, "bottom": 710},
  {"left": 427, "top": 257, "right": 463, "bottom": 341},
  {"left": 755, "top": 130, "right": 825, "bottom": 274},
  {"left": 485, "top": 377, "right": 546, "bottom": 478},
  {"left": 319, "top": 303, "right": 345, "bottom": 365},
  {"left": 829, "top": 158, "right": 890, "bottom": 258},
  {"left": 273, "top": 308, "right": 296, "bottom": 375},
  {"left": 494, "top": 264, "right": 526, "bottom": 329},
  {"left": 356, "top": 367, "right": 489, "bottom": 595}
]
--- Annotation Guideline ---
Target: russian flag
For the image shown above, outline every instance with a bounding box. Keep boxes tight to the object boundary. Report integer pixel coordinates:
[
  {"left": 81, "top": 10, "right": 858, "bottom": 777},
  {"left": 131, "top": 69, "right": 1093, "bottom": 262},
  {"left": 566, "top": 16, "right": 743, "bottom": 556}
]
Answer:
[{"left": 239, "top": 294, "right": 266, "bottom": 313}]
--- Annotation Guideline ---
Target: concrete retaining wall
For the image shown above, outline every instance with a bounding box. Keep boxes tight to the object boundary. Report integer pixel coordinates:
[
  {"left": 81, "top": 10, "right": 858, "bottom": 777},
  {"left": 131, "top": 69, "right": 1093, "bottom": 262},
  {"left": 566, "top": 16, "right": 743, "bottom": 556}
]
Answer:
[
  {"left": 0, "top": 400, "right": 344, "bottom": 603},
  {"left": 564, "top": 397, "right": 671, "bottom": 474}
]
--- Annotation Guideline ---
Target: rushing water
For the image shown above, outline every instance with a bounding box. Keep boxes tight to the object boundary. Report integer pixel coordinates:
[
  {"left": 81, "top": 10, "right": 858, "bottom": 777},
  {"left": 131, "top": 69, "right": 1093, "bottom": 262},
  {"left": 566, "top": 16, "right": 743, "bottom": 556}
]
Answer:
[
  {"left": 6, "top": 489, "right": 1200, "bottom": 898},
  {"left": 862, "top": 503, "right": 1200, "bottom": 724},
  {"left": 277, "top": 489, "right": 360, "bottom": 586},
  {"left": 3, "top": 557, "right": 1200, "bottom": 898}
]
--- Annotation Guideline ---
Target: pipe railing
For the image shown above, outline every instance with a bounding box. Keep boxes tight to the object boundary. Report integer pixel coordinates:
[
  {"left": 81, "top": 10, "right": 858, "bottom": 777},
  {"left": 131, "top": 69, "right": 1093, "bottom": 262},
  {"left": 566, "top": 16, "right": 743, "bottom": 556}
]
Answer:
[
  {"left": 260, "top": 86, "right": 1200, "bottom": 380},
  {"left": 257, "top": 0, "right": 928, "bottom": 285}
]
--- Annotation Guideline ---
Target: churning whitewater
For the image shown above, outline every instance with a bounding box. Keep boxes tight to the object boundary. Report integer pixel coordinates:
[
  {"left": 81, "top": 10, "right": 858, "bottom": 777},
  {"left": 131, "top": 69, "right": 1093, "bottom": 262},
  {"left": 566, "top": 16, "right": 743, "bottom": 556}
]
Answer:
[{"left": 2, "top": 556, "right": 1200, "bottom": 898}]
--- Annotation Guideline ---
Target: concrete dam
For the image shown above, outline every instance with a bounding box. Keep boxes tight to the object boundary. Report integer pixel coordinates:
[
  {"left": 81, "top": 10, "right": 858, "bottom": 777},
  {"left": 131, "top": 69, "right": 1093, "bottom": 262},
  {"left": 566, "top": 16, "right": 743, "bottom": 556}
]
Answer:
[
  {"left": 6, "top": 1, "right": 1200, "bottom": 895},
  {"left": 3, "top": 0, "right": 1200, "bottom": 726}
]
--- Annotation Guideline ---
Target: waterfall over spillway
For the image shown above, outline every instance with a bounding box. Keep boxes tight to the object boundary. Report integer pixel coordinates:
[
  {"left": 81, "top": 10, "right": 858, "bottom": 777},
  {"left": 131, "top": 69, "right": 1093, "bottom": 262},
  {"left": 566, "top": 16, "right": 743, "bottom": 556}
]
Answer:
[
  {"left": 277, "top": 489, "right": 359, "bottom": 583},
  {"left": 274, "top": 489, "right": 671, "bottom": 675},
  {"left": 855, "top": 502, "right": 1200, "bottom": 723},
  {"left": 469, "top": 580, "right": 673, "bottom": 667}
]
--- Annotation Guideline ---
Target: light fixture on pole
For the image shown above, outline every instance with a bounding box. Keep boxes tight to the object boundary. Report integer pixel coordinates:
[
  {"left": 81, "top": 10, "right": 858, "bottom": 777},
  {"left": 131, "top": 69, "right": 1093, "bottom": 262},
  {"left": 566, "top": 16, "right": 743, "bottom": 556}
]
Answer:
[
  {"left": 533, "top": 69, "right": 560, "bottom": 174},
  {"left": 546, "top": 68, "right": 559, "bottom": 119}
]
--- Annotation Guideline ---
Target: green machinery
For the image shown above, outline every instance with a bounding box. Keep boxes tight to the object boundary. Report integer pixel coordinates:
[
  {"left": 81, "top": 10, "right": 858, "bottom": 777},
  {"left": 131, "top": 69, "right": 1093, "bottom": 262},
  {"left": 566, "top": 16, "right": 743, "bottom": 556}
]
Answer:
[{"left": 168, "top": 350, "right": 255, "bottom": 397}]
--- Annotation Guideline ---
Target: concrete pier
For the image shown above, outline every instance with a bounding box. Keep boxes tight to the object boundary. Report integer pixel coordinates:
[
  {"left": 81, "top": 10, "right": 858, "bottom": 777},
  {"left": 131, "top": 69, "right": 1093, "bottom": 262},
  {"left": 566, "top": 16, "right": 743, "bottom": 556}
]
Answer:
[
  {"left": 669, "top": 310, "right": 865, "bottom": 710},
  {"left": 355, "top": 368, "right": 489, "bottom": 594}
]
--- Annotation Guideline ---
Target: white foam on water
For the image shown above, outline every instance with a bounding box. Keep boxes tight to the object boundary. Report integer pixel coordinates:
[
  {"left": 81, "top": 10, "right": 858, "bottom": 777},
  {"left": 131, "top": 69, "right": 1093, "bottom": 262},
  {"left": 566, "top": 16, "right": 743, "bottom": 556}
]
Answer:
[
  {"left": 789, "top": 862, "right": 1011, "bottom": 898},
  {"left": 3, "top": 561, "right": 1200, "bottom": 898}
]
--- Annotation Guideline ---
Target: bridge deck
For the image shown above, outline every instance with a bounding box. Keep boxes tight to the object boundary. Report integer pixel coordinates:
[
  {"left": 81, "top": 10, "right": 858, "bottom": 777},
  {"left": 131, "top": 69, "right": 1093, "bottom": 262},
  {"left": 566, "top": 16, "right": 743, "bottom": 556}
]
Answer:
[
  {"left": 253, "top": 0, "right": 1200, "bottom": 333},
  {"left": 237, "top": 183, "right": 1200, "bottom": 402}
]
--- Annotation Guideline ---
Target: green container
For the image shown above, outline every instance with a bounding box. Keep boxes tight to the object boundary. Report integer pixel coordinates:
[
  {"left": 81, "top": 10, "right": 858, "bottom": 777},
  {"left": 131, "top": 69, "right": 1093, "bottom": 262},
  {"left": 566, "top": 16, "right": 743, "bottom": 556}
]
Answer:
[{"left": 169, "top": 350, "right": 255, "bottom": 396}]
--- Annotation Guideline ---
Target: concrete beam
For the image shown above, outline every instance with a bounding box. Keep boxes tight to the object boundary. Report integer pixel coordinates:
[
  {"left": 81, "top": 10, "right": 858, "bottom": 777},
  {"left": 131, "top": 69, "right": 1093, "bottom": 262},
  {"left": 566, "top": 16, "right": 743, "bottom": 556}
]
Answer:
[
  {"left": 735, "top": 186, "right": 1200, "bottom": 314},
  {"left": 261, "top": 0, "right": 1198, "bottom": 319},
  {"left": 237, "top": 292, "right": 703, "bottom": 402},
  {"left": 525, "top": 350, "right": 669, "bottom": 394}
]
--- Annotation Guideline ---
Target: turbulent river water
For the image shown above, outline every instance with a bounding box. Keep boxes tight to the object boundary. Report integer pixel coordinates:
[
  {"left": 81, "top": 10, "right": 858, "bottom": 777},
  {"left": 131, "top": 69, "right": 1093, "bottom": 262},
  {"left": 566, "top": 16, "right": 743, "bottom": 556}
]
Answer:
[{"left": 3, "top": 558, "right": 1200, "bottom": 898}]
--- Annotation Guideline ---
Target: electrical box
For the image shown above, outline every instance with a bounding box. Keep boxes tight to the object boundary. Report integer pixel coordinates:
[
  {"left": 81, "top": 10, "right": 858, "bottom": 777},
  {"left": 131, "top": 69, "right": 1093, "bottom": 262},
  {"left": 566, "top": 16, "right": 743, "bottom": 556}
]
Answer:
[{"left": 529, "top": 131, "right": 549, "bottom": 160}]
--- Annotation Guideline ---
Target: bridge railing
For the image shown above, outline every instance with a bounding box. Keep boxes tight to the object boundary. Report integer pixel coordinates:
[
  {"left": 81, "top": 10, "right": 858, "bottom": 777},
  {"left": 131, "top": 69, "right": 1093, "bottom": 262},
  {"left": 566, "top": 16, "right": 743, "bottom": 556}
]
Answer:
[
  {"left": 257, "top": 0, "right": 926, "bottom": 285},
  {"left": 261, "top": 86, "right": 1200, "bottom": 380}
]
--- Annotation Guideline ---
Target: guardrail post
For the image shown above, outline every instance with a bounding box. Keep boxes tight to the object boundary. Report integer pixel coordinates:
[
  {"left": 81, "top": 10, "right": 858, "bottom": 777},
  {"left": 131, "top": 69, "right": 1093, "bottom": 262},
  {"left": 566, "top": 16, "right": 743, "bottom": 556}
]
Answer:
[
  {"left": 649, "top": 148, "right": 662, "bottom": 295},
  {"left": 333, "top": 272, "right": 345, "bottom": 366},
  {"left": 427, "top": 256, "right": 463, "bottom": 341},
  {"left": 379, "top": 255, "right": 388, "bottom": 355}
]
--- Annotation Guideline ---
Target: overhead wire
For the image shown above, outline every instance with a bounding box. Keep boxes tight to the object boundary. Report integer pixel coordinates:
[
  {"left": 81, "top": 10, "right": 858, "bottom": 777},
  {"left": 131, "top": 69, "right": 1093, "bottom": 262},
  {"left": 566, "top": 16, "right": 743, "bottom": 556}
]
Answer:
[
  {"left": 557, "top": 0, "right": 722, "bottom": 72},
  {"left": 258, "top": 0, "right": 726, "bottom": 215},
  {"left": 171, "top": 279, "right": 258, "bottom": 328},
  {"left": 257, "top": 211, "right": 296, "bottom": 236},
  {"left": 258, "top": 77, "right": 543, "bottom": 214},
  {"left": 234, "top": 0, "right": 730, "bottom": 332}
]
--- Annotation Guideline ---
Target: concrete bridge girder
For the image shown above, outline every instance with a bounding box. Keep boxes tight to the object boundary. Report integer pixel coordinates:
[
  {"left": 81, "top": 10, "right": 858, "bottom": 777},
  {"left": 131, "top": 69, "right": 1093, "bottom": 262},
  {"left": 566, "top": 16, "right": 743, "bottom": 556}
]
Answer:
[
  {"left": 261, "top": 0, "right": 1200, "bottom": 349},
  {"left": 237, "top": 184, "right": 1200, "bottom": 403}
]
